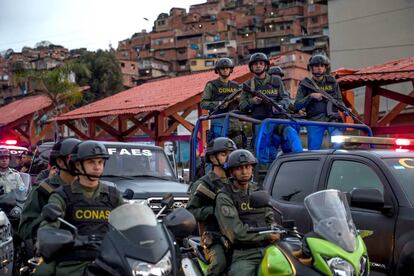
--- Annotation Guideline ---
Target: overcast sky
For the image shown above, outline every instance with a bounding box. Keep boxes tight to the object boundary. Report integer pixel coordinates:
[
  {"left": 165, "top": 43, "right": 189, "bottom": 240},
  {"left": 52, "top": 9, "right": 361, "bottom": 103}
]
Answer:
[{"left": 0, "top": 0, "right": 205, "bottom": 52}]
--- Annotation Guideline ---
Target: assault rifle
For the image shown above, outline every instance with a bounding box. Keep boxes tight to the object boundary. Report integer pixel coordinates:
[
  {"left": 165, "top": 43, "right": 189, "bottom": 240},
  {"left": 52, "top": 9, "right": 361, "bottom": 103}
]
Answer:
[
  {"left": 209, "top": 87, "right": 243, "bottom": 116},
  {"left": 243, "top": 84, "right": 297, "bottom": 122},
  {"left": 303, "top": 77, "right": 366, "bottom": 125}
]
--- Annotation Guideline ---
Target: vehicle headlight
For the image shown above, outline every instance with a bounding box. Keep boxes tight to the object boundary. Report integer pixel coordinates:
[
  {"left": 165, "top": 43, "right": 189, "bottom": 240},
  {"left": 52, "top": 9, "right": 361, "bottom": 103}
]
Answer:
[
  {"left": 127, "top": 251, "right": 172, "bottom": 276},
  {"left": 326, "top": 257, "right": 354, "bottom": 276},
  {"left": 127, "top": 199, "right": 148, "bottom": 205}
]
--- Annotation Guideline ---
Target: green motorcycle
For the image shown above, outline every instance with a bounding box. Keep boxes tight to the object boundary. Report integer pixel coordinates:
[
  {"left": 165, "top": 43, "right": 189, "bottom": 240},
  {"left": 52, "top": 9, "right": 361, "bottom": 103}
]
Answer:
[{"left": 250, "top": 189, "right": 369, "bottom": 276}]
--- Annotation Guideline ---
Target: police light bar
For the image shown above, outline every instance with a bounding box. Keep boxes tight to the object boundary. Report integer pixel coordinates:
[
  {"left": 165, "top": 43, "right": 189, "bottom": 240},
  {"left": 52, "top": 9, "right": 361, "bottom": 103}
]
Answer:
[
  {"left": 331, "top": 135, "right": 414, "bottom": 146},
  {"left": 4, "top": 139, "right": 17, "bottom": 145}
]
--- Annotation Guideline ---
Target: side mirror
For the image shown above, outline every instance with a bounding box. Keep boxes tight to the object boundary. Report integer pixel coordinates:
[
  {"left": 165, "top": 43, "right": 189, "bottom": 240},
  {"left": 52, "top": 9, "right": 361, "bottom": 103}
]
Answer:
[
  {"left": 164, "top": 208, "right": 196, "bottom": 238},
  {"left": 38, "top": 228, "right": 74, "bottom": 262},
  {"left": 250, "top": 191, "right": 271, "bottom": 209},
  {"left": 161, "top": 193, "right": 174, "bottom": 209},
  {"left": 41, "top": 203, "right": 63, "bottom": 223},
  {"left": 123, "top": 189, "right": 134, "bottom": 200},
  {"left": 350, "top": 188, "right": 384, "bottom": 211}
]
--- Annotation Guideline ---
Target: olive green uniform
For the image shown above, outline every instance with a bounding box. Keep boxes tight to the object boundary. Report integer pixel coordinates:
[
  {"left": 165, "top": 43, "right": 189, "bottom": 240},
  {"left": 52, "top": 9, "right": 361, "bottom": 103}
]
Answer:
[
  {"left": 187, "top": 171, "right": 228, "bottom": 276},
  {"left": 201, "top": 79, "right": 244, "bottom": 148},
  {"left": 215, "top": 181, "right": 275, "bottom": 276},
  {"left": 34, "top": 180, "right": 123, "bottom": 276}
]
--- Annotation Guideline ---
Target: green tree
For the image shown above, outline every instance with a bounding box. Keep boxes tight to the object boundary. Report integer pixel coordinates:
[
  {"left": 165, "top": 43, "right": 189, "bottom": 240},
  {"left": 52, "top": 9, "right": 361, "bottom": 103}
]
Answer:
[{"left": 74, "top": 50, "right": 123, "bottom": 104}]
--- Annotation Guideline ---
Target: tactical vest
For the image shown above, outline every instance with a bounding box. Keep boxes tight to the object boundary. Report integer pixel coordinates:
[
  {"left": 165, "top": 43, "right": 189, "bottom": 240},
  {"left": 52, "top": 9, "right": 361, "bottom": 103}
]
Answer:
[
  {"left": 198, "top": 174, "right": 225, "bottom": 232},
  {"left": 56, "top": 183, "right": 119, "bottom": 261},
  {"left": 221, "top": 184, "right": 267, "bottom": 229},
  {"left": 302, "top": 76, "right": 339, "bottom": 119},
  {"left": 209, "top": 79, "right": 240, "bottom": 114},
  {"left": 248, "top": 76, "right": 283, "bottom": 119}
]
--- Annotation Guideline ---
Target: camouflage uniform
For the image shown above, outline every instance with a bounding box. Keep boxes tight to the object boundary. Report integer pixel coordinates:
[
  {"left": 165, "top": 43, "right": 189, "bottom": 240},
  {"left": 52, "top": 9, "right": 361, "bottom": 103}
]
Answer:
[{"left": 0, "top": 167, "right": 27, "bottom": 212}]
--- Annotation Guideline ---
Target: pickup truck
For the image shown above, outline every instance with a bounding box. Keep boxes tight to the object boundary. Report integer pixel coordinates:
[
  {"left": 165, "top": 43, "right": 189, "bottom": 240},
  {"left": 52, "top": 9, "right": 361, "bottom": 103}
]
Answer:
[
  {"left": 262, "top": 148, "right": 414, "bottom": 275},
  {"left": 30, "top": 141, "right": 189, "bottom": 213}
]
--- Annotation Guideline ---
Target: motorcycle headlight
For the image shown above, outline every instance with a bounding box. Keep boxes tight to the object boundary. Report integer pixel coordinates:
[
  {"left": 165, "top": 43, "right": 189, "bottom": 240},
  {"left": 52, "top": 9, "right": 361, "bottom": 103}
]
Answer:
[
  {"left": 326, "top": 257, "right": 354, "bottom": 276},
  {"left": 127, "top": 251, "right": 172, "bottom": 276}
]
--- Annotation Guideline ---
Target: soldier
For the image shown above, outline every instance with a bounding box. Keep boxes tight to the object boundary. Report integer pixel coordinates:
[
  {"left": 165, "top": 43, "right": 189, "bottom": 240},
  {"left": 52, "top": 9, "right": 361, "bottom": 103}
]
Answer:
[
  {"left": 35, "top": 140, "right": 124, "bottom": 276},
  {"left": 0, "top": 148, "right": 27, "bottom": 218},
  {"left": 187, "top": 137, "right": 237, "bottom": 276},
  {"left": 19, "top": 150, "right": 34, "bottom": 173},
  {"left": 215, "top": 149, "right": 280, "bottom": 276},
  {"left": 294, "top": 54, "right": 344, "bottom": 150},
  {"left": 201, "top": 57, "right": 245, "bottom": 148},
  {"left": 239, "top": 53, "right": 302, "bottom": 163},
  {"left": 18, "top": 138, "right": 80, "bottom": 252}
]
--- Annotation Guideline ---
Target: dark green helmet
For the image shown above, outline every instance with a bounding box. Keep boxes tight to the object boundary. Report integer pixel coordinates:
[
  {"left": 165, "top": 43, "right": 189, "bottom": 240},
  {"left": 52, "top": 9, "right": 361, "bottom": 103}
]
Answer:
[
  {"left": 225, "top": 149, "right": 257, "bottom": 169},
  {"left": 248, "top": 52, "right": 269, "bottom": 72},
  {"left": 308, "top": 54, "right": 330, "bottom": 70},
  {"left": 69, "top": 140, "right": 109, "bottom": 177},
  {"left": 268, "top": 66, "right": 284, "bottom": 77},
  {"left": 215, "top": 58, "right": 234, "bottom": 73},
  {"left": 205, "top": 137, "right": 237, "bottom": 163},
  {"left": 50, "top": 138, "right": 81, "bottom": 167}
]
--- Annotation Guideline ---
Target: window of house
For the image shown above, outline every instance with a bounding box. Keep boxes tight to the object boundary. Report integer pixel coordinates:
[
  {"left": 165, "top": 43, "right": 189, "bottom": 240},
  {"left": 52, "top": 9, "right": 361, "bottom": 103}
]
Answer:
[
  {"left": 205, "top": 60, "right": 214, "bottom": 67},
  {"left": 311, "top": 17, "right": 318, "bottom": 24},
  {"left": 131, "top": 64, "right": 136, "bottom": 70},
  {"left": 158, "top": 20, "right": 165, "bottom": 26},
  {"left": 271, "top": 160, "right": 320, "bottom": 202},
  {"left": 158, "top": 50, "right": 165, "bottom": 56},
  {"left": 190, "top": 60, "right": 197, "bottom": 66},
  {"left": 327, "top": 160, "right": 384, "bottom": 194},
  {"left": 308, "top": 4, "right": 315, "bottom": 13},
  {"left": 121, "top": 62, "right": 125, "bottom": 68}
]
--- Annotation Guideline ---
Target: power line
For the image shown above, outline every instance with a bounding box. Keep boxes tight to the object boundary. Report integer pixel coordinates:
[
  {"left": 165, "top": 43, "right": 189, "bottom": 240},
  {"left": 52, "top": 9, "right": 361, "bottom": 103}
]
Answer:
[
  {"left": 329, "top": 5, "right": 414, "bottom": 25},
  {"left": 331, "top": 43, "right": 414, "bottom": 53}
]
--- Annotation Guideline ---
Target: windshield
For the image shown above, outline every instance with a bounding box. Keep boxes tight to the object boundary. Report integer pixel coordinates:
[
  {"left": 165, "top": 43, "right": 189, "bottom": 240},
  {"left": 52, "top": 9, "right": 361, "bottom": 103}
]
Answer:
[
  {"left": 384, "top": 158, "right": 414, "bottom": 205},
  {"left": 304, "top": 189, "right": 357, "bottom": 252},
  {"left": 103, "top": 146, "right": 175, "bottom": 180},
  {"left": 109, "top": 204, "right": 157, "bottom": 231}
]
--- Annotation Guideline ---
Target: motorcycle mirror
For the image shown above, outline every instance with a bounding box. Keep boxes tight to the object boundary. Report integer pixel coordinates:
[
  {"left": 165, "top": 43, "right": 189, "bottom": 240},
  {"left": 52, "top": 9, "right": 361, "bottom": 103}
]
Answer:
[
  {"left": 164, "top": 208, "right": 196, "bottom": 238},
  {"left": 161, "top": 193, "right": 174, "bottom": 209},
  {"left": 250, "top": 191, "right": 271, "bottom": 208},
  {"left": 38, "top": 228, "right": 74, "bottom": 263},
  {"left": 41, "top": 203, "right": 63, "bottom": 222},
  {"left": 123, "top": 189, "right": 134, "bottom": 200}
]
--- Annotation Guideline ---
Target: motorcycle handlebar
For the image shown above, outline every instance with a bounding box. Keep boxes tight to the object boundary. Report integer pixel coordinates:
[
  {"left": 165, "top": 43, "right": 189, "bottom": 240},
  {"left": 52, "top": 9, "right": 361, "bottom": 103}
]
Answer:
[{"left": 247, "top": 225, "right": 285, "bottom": 234}]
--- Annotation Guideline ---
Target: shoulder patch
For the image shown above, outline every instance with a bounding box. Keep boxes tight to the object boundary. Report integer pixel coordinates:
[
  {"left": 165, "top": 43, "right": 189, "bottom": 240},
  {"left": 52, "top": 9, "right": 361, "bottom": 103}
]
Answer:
[{"left": 220, "top": 205, "right": 234, "bottom": 218}]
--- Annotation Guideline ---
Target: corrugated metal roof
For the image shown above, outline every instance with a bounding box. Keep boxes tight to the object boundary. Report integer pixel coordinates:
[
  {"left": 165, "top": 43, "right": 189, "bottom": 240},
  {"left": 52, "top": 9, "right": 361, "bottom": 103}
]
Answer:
[
  {"left": 338, "top": 56, "right": 414, "bottom": 86},
  {"left": 55, "top": 65, "right": 250, "bottom": 121},
  {"left": 0, "top": 95, "right": 52, "bottom": 126}
]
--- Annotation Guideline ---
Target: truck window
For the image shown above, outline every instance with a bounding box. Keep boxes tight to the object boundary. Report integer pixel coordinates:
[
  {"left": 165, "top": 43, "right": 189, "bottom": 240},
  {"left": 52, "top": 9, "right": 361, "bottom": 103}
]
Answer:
[
  {"left": 327, "top": 160, "right": 384, "bottom": 194},
  {"left": 272, "top": 160, "right": 320, "bottom": 202}
]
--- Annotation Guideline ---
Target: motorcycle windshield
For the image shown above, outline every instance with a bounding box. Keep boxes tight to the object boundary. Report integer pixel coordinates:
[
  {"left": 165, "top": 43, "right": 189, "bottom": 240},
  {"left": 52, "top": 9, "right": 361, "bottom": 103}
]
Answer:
[
  {"left": 304, "top": 189, "right": 357, "bottom": 252},
  {"left": 109, "top": 204, "right": 157, "bottom": 231}
]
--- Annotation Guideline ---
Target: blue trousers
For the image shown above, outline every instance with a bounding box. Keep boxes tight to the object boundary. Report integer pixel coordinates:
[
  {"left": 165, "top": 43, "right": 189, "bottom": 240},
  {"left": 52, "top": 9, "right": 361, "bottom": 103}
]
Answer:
[
  {"left": 307, "top": 125, "right": 343, "bottom": 150},
  {"left": 255, "top": 124, "right": 303, "bottom": 163}
]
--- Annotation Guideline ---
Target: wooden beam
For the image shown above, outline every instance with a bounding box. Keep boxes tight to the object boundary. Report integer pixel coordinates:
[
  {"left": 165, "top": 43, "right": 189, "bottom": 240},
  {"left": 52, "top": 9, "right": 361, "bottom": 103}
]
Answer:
[
  {"left": 14, "top": 126, "right": 29, "bottom": 139},
  {"left": 95, "top": 119, "right": 122, "bottom": 139},
  {"left": 370, "top": 87, "right": 380, "bottom": 127},
  {"left": 64, "top": 121, "right": 89, "bottom": 140},
  {"left": 170, "top": 112, "right": 194, "bottom": 133},
  {"left": 378, "top": 89, "right": 414, "bottom": 126},
  {"left": 377, "top": 87, "right": 414, "bottom": 106},
  {"left": 88, "top": 119, "right": 96, "bottom": 139},
  {"left": 128, "top": 117, "right": 155, "bottom": 138},
  {"left": 164, "top": 107, "right": 194, "bottom": 136},
  {"left": 363, "top": 85, "right": 374, "bottom": 125},
  {"left": 95, "top": 117, "right": 118, "bottom": 138},
  {"left": 162, "top": 94, "right": 201, "bottom": 116}
]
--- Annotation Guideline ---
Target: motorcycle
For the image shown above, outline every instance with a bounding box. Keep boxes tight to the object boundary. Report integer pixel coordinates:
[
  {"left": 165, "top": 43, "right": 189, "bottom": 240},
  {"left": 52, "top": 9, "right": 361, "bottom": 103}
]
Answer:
[
  {"left": 37, "top": 192, "right": 197, "bottom": 276},
  {"left": 182, "top": 189, "right": 369, "bottom": 276},
  {"left": 249, "top": 189, "right": 369, "bottom": 276}
]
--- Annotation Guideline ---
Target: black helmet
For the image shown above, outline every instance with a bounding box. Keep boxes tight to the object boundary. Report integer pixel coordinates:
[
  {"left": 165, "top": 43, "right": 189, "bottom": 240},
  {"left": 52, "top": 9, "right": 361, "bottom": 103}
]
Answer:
[
  {"left": 248, "top": 53, "right": 269, "bottom": 72},
  {"left": 308, "top": 54, "right": 330, "bottom": 70},
  {"left": 50, "top": 138, "right": 81, "bottom": 167},
  {"left": 215, "top": 58, "right": 234, "bottom": 73},
  {"left": 205, "top": 137, "right": 237, "bottom": 163},
  {"left": 0, "top": 148, "right": 10, "bottom": 157},
  {"left": 69, "top": 140, "right": 109, "bottom": 177},
  {"left": 268, "top": 66, "right": 284, "bottom": 77},
  {"left": 225, "top": 149, "right": 257, "bottom": 170}
]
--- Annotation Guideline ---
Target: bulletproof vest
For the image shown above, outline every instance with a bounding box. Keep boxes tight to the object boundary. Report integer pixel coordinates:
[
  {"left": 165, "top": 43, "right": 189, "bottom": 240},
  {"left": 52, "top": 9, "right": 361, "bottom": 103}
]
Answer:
[
  {"left": 56, "top": 183, "right": 119, "bottom": 261},
  {"left": 221, "top": 184, "right": 267, "bottom": 228},
  {"left": 198, "top": 174, "right": 225, "bottom": 232},
  {"left": 209, "top": 79, "right": 240, "bottom": 114},
  {"left": 303, "top": 76, "right": 339, "bottom": 118},
  {"left": 248, "top": 76, "right": 283, "bottom": 119}
]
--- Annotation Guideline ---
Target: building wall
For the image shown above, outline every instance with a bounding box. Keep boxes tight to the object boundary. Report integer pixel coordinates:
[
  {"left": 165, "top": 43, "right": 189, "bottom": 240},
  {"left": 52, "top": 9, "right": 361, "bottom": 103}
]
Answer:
[{"left": 328, "top": 0, "right": 414, "bottom": 70}]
